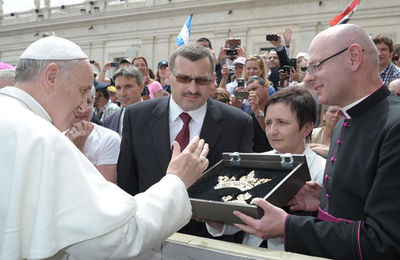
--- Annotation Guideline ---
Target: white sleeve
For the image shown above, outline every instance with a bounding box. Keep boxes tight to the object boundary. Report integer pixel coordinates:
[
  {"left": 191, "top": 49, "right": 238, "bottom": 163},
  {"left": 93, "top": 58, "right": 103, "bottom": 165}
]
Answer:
[
  {"left": 63, "top": 174, "right": 191, "bottom": 259},
  {"left": 206, "top": 223, "right": 241, "bottom": 237}
]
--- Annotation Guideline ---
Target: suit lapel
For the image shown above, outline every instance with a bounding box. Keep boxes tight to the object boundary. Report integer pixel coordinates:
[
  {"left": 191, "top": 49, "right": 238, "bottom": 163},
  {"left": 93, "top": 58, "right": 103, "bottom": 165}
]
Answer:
[
  {"left": 116, "top": 108, "right": 123, "bottom": 132},
  {"left": 200, "top": 99, "right": 223, "bottom": 151},
  {"left": 150, "top": 98, "right": 171, "bottom": 172}
]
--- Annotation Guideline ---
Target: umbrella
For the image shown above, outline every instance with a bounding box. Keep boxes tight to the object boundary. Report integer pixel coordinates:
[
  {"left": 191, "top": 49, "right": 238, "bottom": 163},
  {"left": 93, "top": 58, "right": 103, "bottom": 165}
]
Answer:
[{"left": 0, "top": 62, "right": 14, "bottom": 70}]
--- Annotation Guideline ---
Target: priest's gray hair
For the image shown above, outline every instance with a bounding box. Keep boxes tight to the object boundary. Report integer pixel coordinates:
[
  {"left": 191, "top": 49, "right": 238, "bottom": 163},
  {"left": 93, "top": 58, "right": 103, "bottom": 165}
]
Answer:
[
  {"left": 113, "top": 65, "right": 143, "bottom": 85},
  {"left": 15, "top": 59, "right": 80, "bottom": 83},
  {"left": 169, "top": 43, "right": 215, "bottom": 75}
]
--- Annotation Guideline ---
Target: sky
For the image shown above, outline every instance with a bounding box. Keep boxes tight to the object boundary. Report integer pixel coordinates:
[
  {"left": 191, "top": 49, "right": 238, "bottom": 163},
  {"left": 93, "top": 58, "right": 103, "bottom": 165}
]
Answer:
[{"left": 2, "top": 0, "right": 84, "bottom": 14}]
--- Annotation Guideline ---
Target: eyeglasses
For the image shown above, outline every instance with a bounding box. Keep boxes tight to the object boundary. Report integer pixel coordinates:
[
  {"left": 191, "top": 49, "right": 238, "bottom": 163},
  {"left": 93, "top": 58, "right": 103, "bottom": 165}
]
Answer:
[
  {"left": 171, "top": 71, "right": 211, "bottom": 86},
  {"left": 306, "top": 47, "right": 349, "bottom": 74}
]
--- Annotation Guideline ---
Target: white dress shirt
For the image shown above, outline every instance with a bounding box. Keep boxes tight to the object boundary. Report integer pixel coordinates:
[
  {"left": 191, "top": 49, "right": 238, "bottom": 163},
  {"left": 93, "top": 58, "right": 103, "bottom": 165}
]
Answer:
[{"left": 169, "top": 96, "right": 207, "bottom": 149}]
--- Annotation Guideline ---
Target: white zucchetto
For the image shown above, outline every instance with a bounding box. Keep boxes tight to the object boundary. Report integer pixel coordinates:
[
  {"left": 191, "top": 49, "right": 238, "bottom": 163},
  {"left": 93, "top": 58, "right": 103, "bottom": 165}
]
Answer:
[{"left": 20, "top": 36, "right": 88, "bottom": 60}]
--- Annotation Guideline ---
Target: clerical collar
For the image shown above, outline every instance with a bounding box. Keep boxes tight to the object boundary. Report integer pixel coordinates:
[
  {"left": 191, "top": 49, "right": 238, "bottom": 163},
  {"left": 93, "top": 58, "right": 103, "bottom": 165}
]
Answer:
[
  {"left": 340, "top": 85, "right": 389, "bottom": 119},
  {"left": 340, "top": 96, "right": 368, "bottom": 119},
  {"left": 0, "top": 86, "right": 52, "bottom": 123},
  {"left": 169, "top": 95, "right": 207, "bottom": 125}
]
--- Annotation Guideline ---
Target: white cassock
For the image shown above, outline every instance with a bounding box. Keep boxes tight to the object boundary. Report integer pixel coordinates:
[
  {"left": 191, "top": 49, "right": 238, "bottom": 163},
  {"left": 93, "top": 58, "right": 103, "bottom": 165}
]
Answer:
[{"left": 0, "top": 87, "right": 191, "bottom": 259}]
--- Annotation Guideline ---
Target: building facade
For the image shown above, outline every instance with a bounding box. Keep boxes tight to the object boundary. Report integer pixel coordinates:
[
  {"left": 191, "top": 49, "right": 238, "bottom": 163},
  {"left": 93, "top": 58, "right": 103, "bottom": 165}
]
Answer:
[{"left": 0, "top": 0, "right": 399, "bottom": 71}]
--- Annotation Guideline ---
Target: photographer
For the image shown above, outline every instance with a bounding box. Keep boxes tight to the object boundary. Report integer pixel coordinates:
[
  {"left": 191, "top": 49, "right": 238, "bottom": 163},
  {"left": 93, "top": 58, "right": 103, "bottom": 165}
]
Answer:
[
  {"left": 266, "top": 28, "right": 293, "bottom": 90},
  {"left": 94, "top": 58, "right": 131, "bottom": 85},
  {"left": 215, "top": 37, "right": 247, "bottom": 85},
  {"left": 230, "top": 55, "right": 275, "bottom": 113},
  {"left": 223, "top": 57, "right": 246, "bottom": 94}
]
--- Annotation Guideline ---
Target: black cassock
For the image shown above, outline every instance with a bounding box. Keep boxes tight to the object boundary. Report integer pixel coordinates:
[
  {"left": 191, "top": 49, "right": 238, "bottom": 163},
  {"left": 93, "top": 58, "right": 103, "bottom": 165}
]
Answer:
[{"left": 285, "top": 86, "right": 400, "bottom": 259}]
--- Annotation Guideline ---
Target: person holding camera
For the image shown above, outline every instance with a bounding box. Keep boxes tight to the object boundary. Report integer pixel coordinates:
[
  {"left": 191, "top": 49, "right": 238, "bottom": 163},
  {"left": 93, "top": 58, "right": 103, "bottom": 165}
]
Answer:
[
  {"left": 229, "top": 55, "right": 275, "bottom": 113},
  {"left": 94, "top": 58, "right": 131, "bottom": 85},
  {"left": 215, "top": 37, "right": 247, "bottom": 85},
  {"left": 222, "top": 56, "right": 246, "bottom": 94},
  {"left": 266, "top": 28, "right": 293, "bottom": 90}
]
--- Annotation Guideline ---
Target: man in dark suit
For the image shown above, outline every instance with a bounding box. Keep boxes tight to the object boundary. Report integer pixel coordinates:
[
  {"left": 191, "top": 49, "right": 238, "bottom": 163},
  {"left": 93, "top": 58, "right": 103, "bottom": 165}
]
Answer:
[
  {"left": 103, "top": 66, "right": 143, "bottom": 136},
  {"left": 117, "top": 43, "right": 254, "bottom": 240}
]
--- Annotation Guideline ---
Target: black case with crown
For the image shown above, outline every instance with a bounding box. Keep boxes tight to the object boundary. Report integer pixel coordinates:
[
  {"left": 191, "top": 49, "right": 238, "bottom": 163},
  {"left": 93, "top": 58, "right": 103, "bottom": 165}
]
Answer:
[{"left": 188, "top": 152, "right": 311, "bottom": 224}]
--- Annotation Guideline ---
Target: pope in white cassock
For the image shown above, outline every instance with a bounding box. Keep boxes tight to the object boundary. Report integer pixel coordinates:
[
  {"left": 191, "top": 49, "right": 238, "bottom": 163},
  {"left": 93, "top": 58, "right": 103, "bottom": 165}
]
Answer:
[{"left": 0, "top": 36, "right": 209, "bottom": 259}]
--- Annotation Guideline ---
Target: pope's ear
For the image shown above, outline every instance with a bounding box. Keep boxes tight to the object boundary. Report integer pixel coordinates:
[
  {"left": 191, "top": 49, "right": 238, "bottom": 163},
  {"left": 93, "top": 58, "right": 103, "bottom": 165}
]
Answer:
[{"left": 42, "top": 63, "right": 60, "bottom": 91}]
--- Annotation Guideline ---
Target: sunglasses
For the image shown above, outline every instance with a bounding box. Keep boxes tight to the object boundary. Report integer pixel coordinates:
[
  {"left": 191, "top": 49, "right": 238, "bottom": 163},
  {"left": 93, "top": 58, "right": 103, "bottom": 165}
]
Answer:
[{"left": 171, "top": 71, "right": 211, "bottom": 86}]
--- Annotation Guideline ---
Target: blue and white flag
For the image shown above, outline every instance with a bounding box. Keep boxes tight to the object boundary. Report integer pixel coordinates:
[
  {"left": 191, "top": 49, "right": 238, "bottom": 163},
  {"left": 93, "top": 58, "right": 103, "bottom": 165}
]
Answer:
[{"left": 176, "top": 13, "right": 193, "bottom": 46}]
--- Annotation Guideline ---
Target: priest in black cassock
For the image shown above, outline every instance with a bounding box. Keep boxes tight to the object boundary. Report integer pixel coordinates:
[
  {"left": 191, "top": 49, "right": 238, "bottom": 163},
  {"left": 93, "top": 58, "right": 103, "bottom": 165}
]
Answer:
[{"left": 232, "top": 24, "right": 400, "bottom": 259}]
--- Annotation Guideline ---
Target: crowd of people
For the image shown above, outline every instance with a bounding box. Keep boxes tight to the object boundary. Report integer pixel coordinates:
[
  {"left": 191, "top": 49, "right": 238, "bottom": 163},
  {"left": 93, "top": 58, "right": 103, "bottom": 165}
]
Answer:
[{"left": 1, "top": 23, "right": 400, "bottom": 259}]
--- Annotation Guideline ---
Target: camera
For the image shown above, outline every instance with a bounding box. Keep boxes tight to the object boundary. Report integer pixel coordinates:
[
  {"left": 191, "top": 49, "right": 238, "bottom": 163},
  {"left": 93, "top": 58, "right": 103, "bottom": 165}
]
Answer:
[
  {"left": 110, "top": 62, "right": 119, "bottom": 68},
  {"left": 89, "top": 60, "right": 95, "bottom": 64},
  {"left": 266, "top": 34, "right": 278, "bottom": 41},
  {"left": 226, "top": 38, "right": 241, "bottom": 58},
  {"left": 237, "top": 78, "right": 245, "bottom": 88},
  {"left": 226, "top": 49, "right": 238, "bottom": 56},
  {"left": 235, "top": 90, "right": 249, "bottom": 100}
]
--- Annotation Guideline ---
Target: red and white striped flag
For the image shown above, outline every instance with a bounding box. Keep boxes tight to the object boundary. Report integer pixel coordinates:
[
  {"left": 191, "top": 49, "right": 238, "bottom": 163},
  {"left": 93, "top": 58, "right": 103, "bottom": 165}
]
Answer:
[{"left": 329, "top": 0, "right": 361, "bottom": 26}]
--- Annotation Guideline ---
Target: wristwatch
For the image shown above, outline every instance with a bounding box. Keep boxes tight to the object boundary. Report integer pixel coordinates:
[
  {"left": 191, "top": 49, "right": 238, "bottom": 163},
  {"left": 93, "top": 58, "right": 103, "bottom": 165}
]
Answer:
[{"left": 255, "top": 111, "right": 264, "bottom": 119}]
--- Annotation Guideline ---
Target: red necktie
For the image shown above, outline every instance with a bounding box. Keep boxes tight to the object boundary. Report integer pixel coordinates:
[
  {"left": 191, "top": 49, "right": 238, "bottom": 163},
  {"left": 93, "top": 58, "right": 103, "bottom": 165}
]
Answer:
[{"left": 175, "top": 112, "right": 192, "bottom": 151}]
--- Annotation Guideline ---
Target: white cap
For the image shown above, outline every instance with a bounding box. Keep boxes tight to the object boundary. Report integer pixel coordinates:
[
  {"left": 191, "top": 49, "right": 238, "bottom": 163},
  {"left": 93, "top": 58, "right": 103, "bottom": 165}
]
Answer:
[
  {"left": 232, "top": 56, "right": 246, "bottom": 66},
  {"left": 20, "top": 36, "right": 88, "bottom": 60}
]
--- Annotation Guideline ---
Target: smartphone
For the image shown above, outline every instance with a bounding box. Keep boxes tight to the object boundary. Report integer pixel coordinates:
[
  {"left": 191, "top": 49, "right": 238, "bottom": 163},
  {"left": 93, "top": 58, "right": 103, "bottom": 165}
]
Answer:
[
  {"left": 266, "top": 34, "right": 278, "bottom": 41},
  {"left": 235, "top": 90, "right": 249, "bottom": 100},
  {"left": 290, "top": 58, "right": 297, "bottom": 68},
  {"left": 110, "top": 62, "right": 119, "bottom": 68},
  {"left": 228, "top": 38, "right": 241, "bottom": 48},
  {"left": 283, "top": 65, "right": 291, "bottom": 75}
]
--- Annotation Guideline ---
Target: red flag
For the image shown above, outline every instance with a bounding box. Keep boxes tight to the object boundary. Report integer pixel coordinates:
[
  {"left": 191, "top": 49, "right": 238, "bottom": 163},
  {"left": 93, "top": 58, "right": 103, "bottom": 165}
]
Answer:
[{"left": 329, "top": 0, "right": 361, "bottom": 26}]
